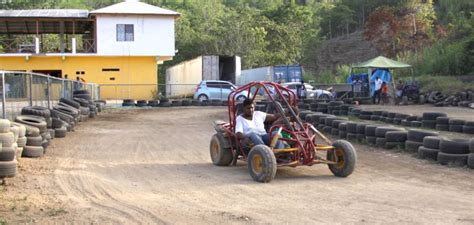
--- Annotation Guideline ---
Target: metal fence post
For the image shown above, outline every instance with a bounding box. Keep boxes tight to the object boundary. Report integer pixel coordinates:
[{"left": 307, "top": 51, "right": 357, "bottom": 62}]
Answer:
[
  {"left": 1, "top": 72, "right": 5, "bottom": 119},
  {"left": 29, "top": 73, "right": 33, "bottom": 106},
  {"left": 47, "top": 77, "right": 51, "bottom": 109},
  {"left": 62, "top": 79, "right": 65, "bottom": 98}
]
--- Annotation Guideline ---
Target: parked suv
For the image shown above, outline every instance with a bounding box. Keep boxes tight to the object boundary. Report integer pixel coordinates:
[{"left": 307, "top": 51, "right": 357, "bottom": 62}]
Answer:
[{"left": 194, "top": 80, "right": 250, "bottom": 102}]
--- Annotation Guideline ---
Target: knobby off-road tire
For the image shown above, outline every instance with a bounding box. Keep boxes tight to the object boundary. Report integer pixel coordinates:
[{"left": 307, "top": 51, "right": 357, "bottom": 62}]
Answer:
[
  {"left": 210, "top": 134, "right": 233, "bottom": 166},
  {"left": 327, "top": 140, "right": 357, "bottom": 177},
  {"left": 247, "top": 145, "right": 277, "bottom": 183}
]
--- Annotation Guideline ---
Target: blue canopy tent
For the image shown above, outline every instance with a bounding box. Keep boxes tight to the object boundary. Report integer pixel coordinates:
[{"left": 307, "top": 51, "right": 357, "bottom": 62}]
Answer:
[{"left": 349, "top": 56, "right": 412, "bottom": 97}]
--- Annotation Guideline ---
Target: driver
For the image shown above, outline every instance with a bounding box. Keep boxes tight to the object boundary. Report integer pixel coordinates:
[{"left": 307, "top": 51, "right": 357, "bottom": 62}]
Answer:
[{"left": 235, "top": 98, "right": 284, "bottom": 149}]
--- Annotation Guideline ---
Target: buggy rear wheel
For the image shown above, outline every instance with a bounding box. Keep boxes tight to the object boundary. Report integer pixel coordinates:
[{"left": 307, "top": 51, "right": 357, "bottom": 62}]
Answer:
[
  {"left": 248, "top": 145, "right": 277, "bottom": 183},
  {"left": 327, "top": 140, "right": 357, "bottom": 177},
  {"left": 210, "top": 134, "right": 233, "bottom": 166}
]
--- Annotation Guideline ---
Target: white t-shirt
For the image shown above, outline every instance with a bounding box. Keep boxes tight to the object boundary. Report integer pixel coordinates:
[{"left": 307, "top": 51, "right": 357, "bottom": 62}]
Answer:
[
  {"left": 235, "top": 111, "right": 267, "bottom": 136},
  {"left": 375, "top": 79, "right": 383, "bottom": 91}
]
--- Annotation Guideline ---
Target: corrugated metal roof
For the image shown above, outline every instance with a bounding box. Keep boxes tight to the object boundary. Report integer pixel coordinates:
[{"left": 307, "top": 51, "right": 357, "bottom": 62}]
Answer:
[
  {"left": 90, "top": 0, "right": 180, "bottom": 16},
  {"left": 0, "top": 9, "right": 89, "bottom": 18}
]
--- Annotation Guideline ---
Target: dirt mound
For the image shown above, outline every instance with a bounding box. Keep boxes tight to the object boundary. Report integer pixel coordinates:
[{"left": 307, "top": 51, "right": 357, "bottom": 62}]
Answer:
[{"left": 308, "top": 31, "right": 380, "bottom": 73}]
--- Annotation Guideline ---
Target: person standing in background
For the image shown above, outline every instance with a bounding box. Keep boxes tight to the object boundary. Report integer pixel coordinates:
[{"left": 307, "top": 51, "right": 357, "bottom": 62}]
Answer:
[{"left": 373, "top": 76, "right": 383, "bottom": 104}]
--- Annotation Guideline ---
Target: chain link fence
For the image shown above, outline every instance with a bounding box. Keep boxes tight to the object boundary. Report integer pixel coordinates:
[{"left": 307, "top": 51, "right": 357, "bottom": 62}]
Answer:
[{"left": 0, "top": 71, "right": 99, "bottom": 120}]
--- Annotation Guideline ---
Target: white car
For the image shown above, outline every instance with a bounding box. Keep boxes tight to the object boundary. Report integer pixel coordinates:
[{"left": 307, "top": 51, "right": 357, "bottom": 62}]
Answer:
[{"left": 280, "top": 82, "right": 333, "bottom": 100}]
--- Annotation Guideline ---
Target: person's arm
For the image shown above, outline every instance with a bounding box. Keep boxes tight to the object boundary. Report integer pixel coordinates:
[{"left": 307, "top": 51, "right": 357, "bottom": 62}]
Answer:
[
  {"left": 264, "top": 111, "right": 281, "bottom": 123},
  {"left": 235, "top": 117, "right": 248, "bottom": 141}
]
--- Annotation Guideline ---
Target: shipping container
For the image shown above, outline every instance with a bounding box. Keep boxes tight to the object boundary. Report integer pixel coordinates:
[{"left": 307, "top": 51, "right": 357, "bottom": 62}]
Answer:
[
  {"left": 237, "top": 65, "right": 303, "bottom": 85},
  {"left": 165, "top": 55, "right": 240, "bottom": 97}
]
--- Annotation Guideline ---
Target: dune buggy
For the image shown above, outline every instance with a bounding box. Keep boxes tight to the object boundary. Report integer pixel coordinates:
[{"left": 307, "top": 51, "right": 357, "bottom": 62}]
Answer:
[{"left": 210, "top": 81, "right": 357, "bottom": 182}]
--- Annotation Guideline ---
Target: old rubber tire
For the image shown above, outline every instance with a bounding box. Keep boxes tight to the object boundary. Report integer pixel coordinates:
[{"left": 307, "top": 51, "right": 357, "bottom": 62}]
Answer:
[
  {"left": 422, "top": 112, "right": 447, "bottom": 120},
  {"left": 346, "top": 133, "right": 357, "bottom": 141},
  {"left": 436, "top": 117, "right": 449, "bottom": 125},
  {"left": 73, "top": 89, "right": 90, "bottom": 95},
  {"left": 327, "top": 140, "right": 356, "bottom": 177},
  {"left": 375, "top": 127, "right": 404, "bottom": 138},
  {"left": 385, "top": 131, "right": 408, "bottom": 142},
  {"left": 462, "top": 125, "right": 474, "bottom": 134},
  {"left": 422, "top": 120, "right": 436, "bottom": 129},
  {"left": 248, "top": 145, "right": 277, "bottom": 182},
  {"left": 365, "top": 136, "right": 377, "bottom": 145},
  {"left": 17, "top": 136, "right": 27, "bottom": 147},
  {"left": 15, "top": 115, "right": 47, "bottom": 133},
  {"left": 407, "top": 129, "right": 438, "bottom": 142},
  {"left": 26, "top": 136, "right": 43, "bottom": 146},
  {"left": 0, "top": 146, "right": 15, "bottom": 161},
  {"left": 210, "top": 134, "right": 233, "bottom": 166},
  {"left": 405, "top": 140, "right": 423, "bottom": 152},
  {"left": 437, "top": 152, "right": 468, "bottom": 167},
  {"left": 54, "top": 127, "right": 67, "bottom": 138},
  {"left": 21, "top": 106, "right": 50, "bottom": 119},
  {"left": 410, "top": 121, "right": 422, "bottom": 127},
  {"left": 22, "top": 146, "right": 44, "bottom": 158},
  {"left": 364, "top": 125, "right": 378, "bottom": 137},
  {"left": 423, "top": 136, "right": 442, "bottom": 149},
  {"left": 0, "top": 160, "right": 17, "bottom": 178},
  {"left": 0, "top": 119, "right": 11, "bottom": 133},
  {"left": 375, "top": 137, "right": 386, "bottom": 148},
  {"left": 0, "top": 132, "right": 14, "bottom": 147},
  {"left": 74, "top": 94, "right": 91, "bottom": 100},
  {"left": 468, "top": 154, "right": 474, "bottom": 169},
  {"left": 470, "top": 139, "right": 474, "bottom": 153},
  {"left": 418, "top": 146, "right": 439, "bottom": 160},
  {"left": 439, "top": 138, "right": 470, "bottom": 154},
  {"left": 60, "top": 97, "right": 81, "bottom": 109},
  {"left": 385, "top": 142, "right": 405, "bottom": 150},
  {"left": 448, "top": 125, "right": 463, "bottom": 132},
  {"left": 435, "top": 124, "right": 449, "bottom": 131}
]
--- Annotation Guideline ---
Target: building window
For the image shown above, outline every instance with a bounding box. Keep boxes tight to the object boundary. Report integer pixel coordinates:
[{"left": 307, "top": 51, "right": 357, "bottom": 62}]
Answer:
[{"left": 117, "top": 24, "right": 134, "bottom": 42}]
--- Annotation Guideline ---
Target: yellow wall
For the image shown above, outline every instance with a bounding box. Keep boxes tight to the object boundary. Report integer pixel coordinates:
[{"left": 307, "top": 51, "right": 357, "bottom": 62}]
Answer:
[{"left": 0, "top": 56, "right": 158, "bottom": 100}]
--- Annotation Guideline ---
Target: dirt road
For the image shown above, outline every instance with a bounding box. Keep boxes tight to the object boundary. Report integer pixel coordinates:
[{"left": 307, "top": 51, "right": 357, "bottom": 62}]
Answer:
[{"left": 1, "top": 107, "right": 473, "bottom": 224}]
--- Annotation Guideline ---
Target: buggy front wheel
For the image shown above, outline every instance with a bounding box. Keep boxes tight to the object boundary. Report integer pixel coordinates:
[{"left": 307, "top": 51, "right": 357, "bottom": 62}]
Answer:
[
  {"left": 327, "top": 140, "right": 357, "bottom": 177},
  {"left": 248, "top": 145, "right": 277, "bottom": 183}
]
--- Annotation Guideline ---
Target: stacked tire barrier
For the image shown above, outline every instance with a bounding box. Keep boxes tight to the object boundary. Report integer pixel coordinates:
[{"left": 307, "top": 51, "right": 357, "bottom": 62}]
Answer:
[
  {"left": 345, "top": 107, "right": 474, "bottom": 135},
  {"left": 0, "top": 119, "right": 18, "bottom": 179},
  {"left": 437, "top": 138, "right": 471, "bottom": 167},
  {"left": 121, "top": 98, "right": 234, "bottom": 108},
  {"left": 298, "top": 100, "right": 473, "bottom": 169},
  {"left": 7, "top": 89, "right": 103, "bottom": 165},
  {"left": 418, "top": 136, "right": 442, "bottom": 161}
]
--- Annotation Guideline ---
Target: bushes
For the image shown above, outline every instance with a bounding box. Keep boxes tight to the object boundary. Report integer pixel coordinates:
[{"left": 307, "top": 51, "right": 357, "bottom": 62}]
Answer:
[{"left": 416, "top": 75, "right": 474, "bottom": 95}]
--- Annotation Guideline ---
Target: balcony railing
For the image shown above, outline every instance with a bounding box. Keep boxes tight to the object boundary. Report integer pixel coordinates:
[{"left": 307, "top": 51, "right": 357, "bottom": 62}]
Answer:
[{"left": 0, "top": 37, "right": 96, "bottom": 54}]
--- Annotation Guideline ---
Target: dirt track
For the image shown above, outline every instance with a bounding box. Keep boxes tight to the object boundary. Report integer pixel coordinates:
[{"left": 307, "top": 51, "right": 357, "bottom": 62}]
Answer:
[{"left": 1, "top": 107, "right": 473, "bottom": 224}]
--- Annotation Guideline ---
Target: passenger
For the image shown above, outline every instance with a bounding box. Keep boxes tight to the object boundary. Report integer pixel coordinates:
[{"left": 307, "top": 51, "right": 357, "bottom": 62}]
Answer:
[
  {"left": 296, "top": 80, "right": 307, "bottom": 100},
  {"left": 235, "top": 98, "right": 284, "bottom": 149},
  {"left": 381, "top": 82, "right": 389, "bottom": 105}
]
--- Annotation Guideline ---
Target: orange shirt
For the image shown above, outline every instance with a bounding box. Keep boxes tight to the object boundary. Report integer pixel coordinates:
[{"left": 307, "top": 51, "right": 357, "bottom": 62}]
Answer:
[{"left": 382, "top": 85, "right": 389, "bottom": 94}]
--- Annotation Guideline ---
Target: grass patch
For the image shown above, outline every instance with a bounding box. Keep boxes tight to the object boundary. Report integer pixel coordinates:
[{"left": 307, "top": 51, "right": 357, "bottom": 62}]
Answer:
[{"left": 416, "top": 75, "right": 474, "bottom": 95}]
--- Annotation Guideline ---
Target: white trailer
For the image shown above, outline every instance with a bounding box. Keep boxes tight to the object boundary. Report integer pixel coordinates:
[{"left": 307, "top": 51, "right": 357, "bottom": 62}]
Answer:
[
  {"left": 237, "top": 65, "right": 303, "bottom": 86},
  {"left": 165, "top": 55, "right": 240, "bottom": 97}
]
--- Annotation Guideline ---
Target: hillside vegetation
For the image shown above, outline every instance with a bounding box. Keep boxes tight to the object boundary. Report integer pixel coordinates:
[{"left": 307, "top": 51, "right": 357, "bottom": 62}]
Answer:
[{"left": 1, "top": 0, "right": 473, "bottom": 85}]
